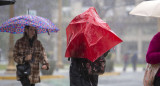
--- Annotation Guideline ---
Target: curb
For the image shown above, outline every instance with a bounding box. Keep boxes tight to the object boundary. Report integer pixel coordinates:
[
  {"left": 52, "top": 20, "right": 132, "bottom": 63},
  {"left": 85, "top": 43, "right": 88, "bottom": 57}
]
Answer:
[
  {"left": 100, "top": 72, "right": 121, "bottom": 76},
  {"left": 0, "top": 72, "right": 120, "bottom": 80},
  {"left": 0, "top": 76, "right": 16, "bottom": 80},
  {"left": 41, "top": 75, "right": 65, "bottom": 80},
  {"left": 0, "top": 75, "right": 65, "bottom": 80}
]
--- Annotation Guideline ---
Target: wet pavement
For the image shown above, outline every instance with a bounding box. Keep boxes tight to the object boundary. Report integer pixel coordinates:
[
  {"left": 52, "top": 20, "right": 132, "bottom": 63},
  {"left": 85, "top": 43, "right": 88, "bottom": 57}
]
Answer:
[
  {"left": 98, "top": 72, "right": 144, "bottom": 86},
  {"left": 38, "top": 71, "right": 144, "bottom": 86},
  {"left": 0, "top": 67, "right": 144, "bottom": 86}
]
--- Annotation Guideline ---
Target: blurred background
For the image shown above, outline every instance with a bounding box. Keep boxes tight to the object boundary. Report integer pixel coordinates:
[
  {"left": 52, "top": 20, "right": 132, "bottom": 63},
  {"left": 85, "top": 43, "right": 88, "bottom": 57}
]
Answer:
[{"left": 0, "top": 0, "right": 157, "bottom": 86}]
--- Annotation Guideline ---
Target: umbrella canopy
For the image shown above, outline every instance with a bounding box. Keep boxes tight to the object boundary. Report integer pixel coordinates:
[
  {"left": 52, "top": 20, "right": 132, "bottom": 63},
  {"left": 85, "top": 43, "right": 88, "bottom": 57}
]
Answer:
[
  {"left": 130, "top": 0, "right": 160, "bottom": 17},
  {"left": 65, "top": 7, "right": 122, "bottom": 62},
  {"left": 0, "top": 15, "right": 59, "bottom": 34},
  {"left": 0, "top": 0, "right": 15, "bottom": 6}
]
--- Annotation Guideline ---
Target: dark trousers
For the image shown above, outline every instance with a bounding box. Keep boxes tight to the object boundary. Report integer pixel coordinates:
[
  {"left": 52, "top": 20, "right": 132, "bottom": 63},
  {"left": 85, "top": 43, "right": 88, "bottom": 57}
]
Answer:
[
  {"left": 132, "top": 62, "right": 137, "bottom": 72},
  {"left": 20, "top": 76, "right": 35, "bottom": 86},
  {"left": 154, "top": 76, "right": 160, "bottom": 86},
  {"left": 70, "top": 58, "right": 98, "bottom": 86},
  {"left": 123, "top": 61, "right": 128, "bottom": 72}
]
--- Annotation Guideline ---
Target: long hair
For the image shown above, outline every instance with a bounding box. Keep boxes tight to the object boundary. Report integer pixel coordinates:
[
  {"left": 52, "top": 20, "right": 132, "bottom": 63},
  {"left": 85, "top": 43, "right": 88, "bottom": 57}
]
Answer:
[
  {"left": 23, "top": 25, "right": 29, "bottom": 38},
  {"left": 24, "top": 25, "right": 37, "bottom": 40},
  {"left": 24, "top": 25, "right": 37, "bottom": 47}
]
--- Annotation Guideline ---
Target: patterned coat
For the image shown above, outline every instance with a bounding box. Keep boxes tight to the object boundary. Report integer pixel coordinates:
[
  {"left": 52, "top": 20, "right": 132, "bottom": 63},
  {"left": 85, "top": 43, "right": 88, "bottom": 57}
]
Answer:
[{"left": 13, "top": 36, "right": 49, "bottom": 84}]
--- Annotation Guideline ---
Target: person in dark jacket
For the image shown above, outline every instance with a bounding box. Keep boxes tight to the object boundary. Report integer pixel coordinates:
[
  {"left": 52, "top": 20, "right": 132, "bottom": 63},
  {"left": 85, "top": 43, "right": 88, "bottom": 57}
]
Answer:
[
  {"left": 69, "top": 51, "right": 110, "bottom": 86},
  {"left": 131, "top": 52, "right": 137, "bottom": 72}
]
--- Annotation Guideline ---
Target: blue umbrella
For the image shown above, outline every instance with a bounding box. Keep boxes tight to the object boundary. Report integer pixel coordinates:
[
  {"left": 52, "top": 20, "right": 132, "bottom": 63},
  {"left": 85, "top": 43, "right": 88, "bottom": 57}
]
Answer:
[{"left": 0, "top": 15, "right": 59, "bottom": 34}]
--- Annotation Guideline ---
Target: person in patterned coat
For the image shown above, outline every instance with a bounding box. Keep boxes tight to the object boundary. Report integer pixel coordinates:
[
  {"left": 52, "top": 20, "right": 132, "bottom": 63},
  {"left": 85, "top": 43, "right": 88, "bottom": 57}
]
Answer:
[{"left": 13, "top": 25, "right": 49, "bottom": 86}]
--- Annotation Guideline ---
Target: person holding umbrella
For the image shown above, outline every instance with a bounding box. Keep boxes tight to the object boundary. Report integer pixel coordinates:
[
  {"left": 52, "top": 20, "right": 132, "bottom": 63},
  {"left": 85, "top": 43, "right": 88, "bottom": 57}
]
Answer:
[
  {"left": 14, "top": 25, "right": 49, "bottom": 86},
  {"left": 65, "top": 7, "right": 122, "bottom": 86},
  {"left": 130, "top": 0, "right": 160, "bottom": 85},
  {"left": 0, "top": 15, "right": 59, "bottom": 86},
  {"left": 69, "top": 51, "right": 110, "bottom": 86}
]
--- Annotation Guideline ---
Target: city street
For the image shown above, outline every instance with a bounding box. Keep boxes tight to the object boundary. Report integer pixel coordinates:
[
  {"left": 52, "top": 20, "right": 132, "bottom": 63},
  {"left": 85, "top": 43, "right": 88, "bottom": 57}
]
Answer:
[{"left": 0, "top": 0, "right": 156, "bottom": 86}]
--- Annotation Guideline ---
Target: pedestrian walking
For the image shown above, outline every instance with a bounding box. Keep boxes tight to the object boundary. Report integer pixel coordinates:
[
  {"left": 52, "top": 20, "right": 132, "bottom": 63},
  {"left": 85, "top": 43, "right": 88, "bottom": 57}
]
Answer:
[
  {"left": 129, "top": 1, "right": 160, "bottom": 85},
  {"left": 13, "top": 25, "right": 49, "bottom": 86},
  {"left": 65, "top": 7, "right": 122, "bottom": 86},
  {"left": 146, "top": 32, "right": 160, "bottom": 86},
  {"left": 69, "top": 51, "right": 110, "bottom": 86},
  {"left": 123, "top": 52, "right": 129, "bottom": 72},
  {"left": 131, "top": 52, "right": 137, "bottom": 72}
]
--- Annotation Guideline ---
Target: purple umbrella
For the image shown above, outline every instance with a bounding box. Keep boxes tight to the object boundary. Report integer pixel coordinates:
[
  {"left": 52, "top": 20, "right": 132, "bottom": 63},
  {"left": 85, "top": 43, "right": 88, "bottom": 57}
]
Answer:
[{"left": 0, "top": 15, "right": 59, "bottom": 34}]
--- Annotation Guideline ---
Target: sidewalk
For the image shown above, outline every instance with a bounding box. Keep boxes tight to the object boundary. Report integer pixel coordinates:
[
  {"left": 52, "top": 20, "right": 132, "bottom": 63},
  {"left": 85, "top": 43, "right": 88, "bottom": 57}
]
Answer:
[
  {"left": 0, "top": 66, "right": 144, "bottom": 80},
  {"left": 0, "top": 70, "right": 65, "bottom": 80},
  {"left": 0, "top": 67, "right": 145, "bottom": 86}
]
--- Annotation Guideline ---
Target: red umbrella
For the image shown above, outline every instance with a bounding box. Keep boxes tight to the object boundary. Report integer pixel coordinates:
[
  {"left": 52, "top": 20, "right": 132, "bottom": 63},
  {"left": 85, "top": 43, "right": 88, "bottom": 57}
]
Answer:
[{"left": 65, "top": 7, "right": 122, "bottom": 62}]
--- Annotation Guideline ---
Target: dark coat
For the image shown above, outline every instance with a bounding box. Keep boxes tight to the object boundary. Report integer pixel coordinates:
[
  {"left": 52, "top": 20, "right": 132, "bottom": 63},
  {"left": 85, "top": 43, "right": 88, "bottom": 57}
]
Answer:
[{"left": 70, "top": 58, "right": 98, "bottom": 86}]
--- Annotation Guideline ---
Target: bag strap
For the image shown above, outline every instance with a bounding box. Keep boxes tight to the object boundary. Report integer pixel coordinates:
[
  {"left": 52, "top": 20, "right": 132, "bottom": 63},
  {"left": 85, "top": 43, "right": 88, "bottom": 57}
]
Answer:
[
  {"left": 30, "top": 47, "right": 35, "bottom": 63},
  {"left": 149, "top": 63, "right": 160, "bottom": 74},
  {"left": 68, "top": 58, "right": 70, "bottom": 61},
  {"left": 143, "top": 63, "right": 160, "bottom": 86}
]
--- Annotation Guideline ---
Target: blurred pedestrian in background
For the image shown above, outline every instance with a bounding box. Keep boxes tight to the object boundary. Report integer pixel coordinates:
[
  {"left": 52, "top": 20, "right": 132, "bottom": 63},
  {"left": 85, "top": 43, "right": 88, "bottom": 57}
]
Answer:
[
  {"left": 131, "top": 52, "right": 138, "bottom": 72},
  {"left": 13, "top": 25, "right": 49, "bottom": 86},
  {"left": 123, "top": 52, "right": 130, "bottom": 72}
]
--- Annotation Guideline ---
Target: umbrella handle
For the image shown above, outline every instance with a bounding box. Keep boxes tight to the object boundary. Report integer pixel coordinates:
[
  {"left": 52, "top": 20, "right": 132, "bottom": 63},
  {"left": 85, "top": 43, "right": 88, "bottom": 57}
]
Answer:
[
  {"left": 46, "top": 29, "right": 50, "bottom": 35},
  {"left": 28, "top": 8, "right": 29, "bottom": 15}
]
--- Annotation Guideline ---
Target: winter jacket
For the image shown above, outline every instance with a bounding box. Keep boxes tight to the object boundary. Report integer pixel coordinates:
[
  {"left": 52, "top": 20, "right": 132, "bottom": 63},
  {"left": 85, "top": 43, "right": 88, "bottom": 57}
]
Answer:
[
  {"left": 13, "top": 36, "right": 49, "bottom": 84},
  {"left": 146, "top": 32, "right": 160, "bottom": 76},
  {"left": 70, "top": 58, "right": 98, "bottom": 86}
]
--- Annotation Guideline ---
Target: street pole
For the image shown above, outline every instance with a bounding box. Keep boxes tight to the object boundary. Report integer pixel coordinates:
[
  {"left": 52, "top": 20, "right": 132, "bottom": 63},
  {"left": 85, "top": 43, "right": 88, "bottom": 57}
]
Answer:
[
  {"left": 56, "top": 0, "right": 63, "bottom": 69},
  {"left": 6, "top": 4, "right": 16, "bottom": 73},
  {"left": 158, "top": 19, "right": 160, "bottom": 32}
]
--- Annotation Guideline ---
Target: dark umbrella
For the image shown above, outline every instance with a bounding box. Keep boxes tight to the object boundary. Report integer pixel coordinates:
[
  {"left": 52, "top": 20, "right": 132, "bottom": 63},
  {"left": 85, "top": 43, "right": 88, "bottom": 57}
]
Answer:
[{"left": 0, "top": 0, "right": 15, "bottom": 6}]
